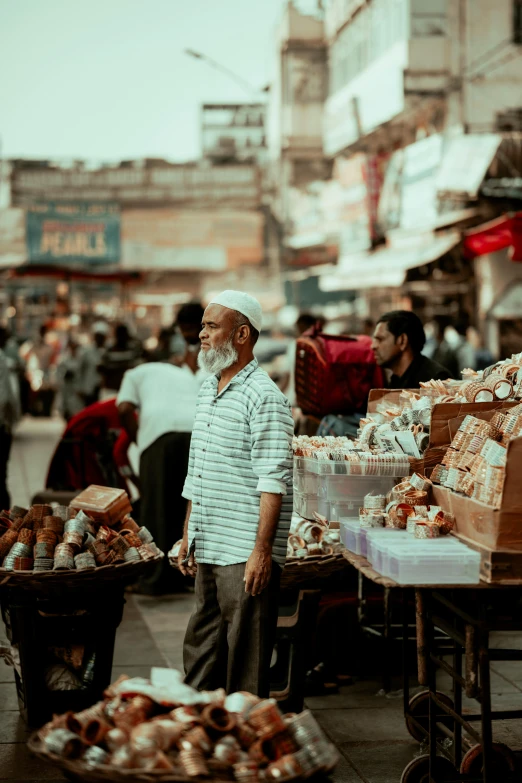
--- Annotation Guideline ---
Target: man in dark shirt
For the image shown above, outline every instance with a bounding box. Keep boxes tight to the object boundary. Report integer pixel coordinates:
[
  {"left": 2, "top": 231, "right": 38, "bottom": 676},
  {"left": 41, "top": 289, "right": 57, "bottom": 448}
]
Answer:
[{"left": 372, "top": 310, "right": 452, "bottom": 389}]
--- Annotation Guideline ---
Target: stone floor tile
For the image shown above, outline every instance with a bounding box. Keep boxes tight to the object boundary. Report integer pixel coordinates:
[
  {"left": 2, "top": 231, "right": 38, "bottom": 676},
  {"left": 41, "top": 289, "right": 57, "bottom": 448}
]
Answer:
[
  {"left": 340, "top": 741, "right": 418, "bottom": 783},
  {"left": 0, "top": 742, "right": 65, "bottom": 780},
  {"left": 0, "top": 659, "right": 16, "bottom": 684},
  {"left": 330, "top": 752, "right": 365, "bottom": 782},
  {"left": 314, "top": 706, "right": 411, "bottom": 744},
  {"left": 0, "top": 712, "right": 32, "bottom": 744},
  {"left": 0, "top": 682, "right": 21, "bottom": 711}
]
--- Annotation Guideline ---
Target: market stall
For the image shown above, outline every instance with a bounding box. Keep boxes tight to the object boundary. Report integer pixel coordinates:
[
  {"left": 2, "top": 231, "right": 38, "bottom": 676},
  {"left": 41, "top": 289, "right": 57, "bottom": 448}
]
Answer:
[
  {"left": 0, "top": 485, "right": 163, "bottom": 725},
  {"left": 288, "top": 353, "right": 522, "bottom": 780}
]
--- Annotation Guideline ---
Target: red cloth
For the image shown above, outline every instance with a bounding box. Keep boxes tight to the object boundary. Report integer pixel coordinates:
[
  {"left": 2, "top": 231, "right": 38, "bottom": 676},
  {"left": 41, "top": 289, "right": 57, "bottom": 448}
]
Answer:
[
  {"left": 463, "top": 212, "right": 522, "bottom": 262},
  {"left": 46, "top": 398, "right": 133, "bottom": 491}
]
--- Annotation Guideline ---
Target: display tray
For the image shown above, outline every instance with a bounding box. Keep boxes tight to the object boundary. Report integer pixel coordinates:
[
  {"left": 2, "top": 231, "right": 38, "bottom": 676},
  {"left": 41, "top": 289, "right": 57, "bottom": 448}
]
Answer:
[
  {"left": 0, "top": 552, "right": 163, "bottom": 594},
  {"left": 28, "top": 733, "right": 335, "bottom": 783},
  {"left": 281, "top": 551, "right": 347, "bottom": 589}
]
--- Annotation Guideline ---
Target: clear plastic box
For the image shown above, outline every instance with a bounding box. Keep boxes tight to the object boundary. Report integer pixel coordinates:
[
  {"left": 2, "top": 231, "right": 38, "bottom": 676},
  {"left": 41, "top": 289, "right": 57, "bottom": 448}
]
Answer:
[
  {"left": 293, "top": 491, "right": 320, "bottom": 520},
  {"left": 378, "top": 539, "right": 481, "bottom": 585},
  {"left": 319, "top": 474, "right": 398, "bottom": 504},
  {"left": 365, "top": 529, "right": 408, "bottom": 568},
  {"left": 340, "top": 519, "right": 403, "bottom": 557}
]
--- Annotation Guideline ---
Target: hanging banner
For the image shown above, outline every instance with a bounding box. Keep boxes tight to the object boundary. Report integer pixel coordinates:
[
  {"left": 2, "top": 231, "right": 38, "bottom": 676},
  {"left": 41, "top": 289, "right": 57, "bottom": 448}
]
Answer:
[{"left": 25, "top": 202, "right": 120, "bottom": 264}]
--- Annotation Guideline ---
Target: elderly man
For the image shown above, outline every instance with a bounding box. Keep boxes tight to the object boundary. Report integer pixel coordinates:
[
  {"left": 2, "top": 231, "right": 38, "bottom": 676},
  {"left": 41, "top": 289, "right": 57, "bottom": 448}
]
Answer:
[{"left": 178, "top": 290, "right": 293, "bottom": 697}]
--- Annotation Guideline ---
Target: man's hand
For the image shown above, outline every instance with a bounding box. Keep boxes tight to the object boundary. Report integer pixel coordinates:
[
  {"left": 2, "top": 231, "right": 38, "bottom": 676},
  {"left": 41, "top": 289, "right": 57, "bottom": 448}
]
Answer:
[
  {"left": 244, "top": 546, "right": 272, "bottom": 596},
  {"left": 178, "top": 537, "right": 197, "bottom": 577}
]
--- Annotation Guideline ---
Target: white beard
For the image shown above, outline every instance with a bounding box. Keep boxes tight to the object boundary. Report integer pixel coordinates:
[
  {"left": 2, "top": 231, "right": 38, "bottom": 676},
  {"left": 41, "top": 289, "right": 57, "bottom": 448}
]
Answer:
[{"left": 197, "top": 337, "right": 238, "bottom": 375}]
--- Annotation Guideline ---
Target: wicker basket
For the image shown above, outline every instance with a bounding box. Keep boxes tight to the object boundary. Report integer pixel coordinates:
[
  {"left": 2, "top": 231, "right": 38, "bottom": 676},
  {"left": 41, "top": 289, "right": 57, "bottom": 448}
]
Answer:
[
  {"left": 28, "top": 734, "right": 234, "bottom": 782},
  {"left": 0, "top": 553, "right": 164, "bottom": 596},
  {"left": 28, "top": 733, "right": 329, "bottom": 783},
  {"left": 280, "top": 552, "right": 348, "bottom": 590}
]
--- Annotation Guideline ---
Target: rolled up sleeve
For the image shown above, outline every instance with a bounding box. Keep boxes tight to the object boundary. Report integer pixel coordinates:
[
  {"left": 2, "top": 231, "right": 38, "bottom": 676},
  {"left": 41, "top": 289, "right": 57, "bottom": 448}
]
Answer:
[
  {"left": 182, "top": 435, "right": 195, "bottom": 501},
  {"left": 250, "top": 395, "right": 294, "bottom": 495}
]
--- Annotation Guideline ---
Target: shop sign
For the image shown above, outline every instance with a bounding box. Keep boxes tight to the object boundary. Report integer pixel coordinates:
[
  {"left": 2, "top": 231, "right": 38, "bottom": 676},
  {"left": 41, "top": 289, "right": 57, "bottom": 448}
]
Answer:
[
  {"left": 12, "top": 164, "right": 261, "bottom": 208},
  {"left": 26, "top": 202, "right": 120, "bottom": 264},
  {"left": 121, "top": 208, "right": 263, "bottom": 271}
]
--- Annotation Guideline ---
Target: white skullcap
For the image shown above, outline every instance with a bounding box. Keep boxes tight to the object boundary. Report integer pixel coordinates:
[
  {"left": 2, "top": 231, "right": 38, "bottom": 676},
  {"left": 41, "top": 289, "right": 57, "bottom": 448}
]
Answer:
[
  {"left": 208, "top": 290, "right": 263, "bottom": 333},
  {"left": 92, "top": 320, "right": 109, "bottom": 335}
]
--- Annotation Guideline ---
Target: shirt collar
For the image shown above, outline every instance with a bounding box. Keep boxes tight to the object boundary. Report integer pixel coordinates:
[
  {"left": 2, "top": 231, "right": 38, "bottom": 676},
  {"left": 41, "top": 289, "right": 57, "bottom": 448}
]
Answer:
[{"left": 209, "top": 358, "right": 259, "bottom": 391}]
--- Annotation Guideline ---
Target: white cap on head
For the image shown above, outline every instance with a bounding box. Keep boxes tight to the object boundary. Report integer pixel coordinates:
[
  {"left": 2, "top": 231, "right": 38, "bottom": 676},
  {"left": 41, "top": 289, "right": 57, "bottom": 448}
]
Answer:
[
  {"left": 92, "top": 321, "right": 109, "bottom": 335},
  {"left": 208, "top": 290, "right": 263, "bottom": 333}
]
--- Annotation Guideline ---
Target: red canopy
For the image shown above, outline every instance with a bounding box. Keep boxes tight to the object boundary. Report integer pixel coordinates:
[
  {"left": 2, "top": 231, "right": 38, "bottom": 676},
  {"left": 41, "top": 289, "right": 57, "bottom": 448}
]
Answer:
[{"left": 463, "top": 212, "right": 522, "bottom": 262}]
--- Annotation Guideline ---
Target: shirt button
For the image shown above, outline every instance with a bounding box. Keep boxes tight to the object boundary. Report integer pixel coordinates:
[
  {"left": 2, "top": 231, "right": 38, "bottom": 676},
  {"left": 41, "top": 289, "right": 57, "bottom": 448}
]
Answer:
[
  {"left": 202, "top": 449, "right": 206, "bottom": 452},
  {"left": 197, "top": 474, "right": 201, "bottom": 478},
  {"left": 195, "top": 502, "right": 200, "bottom": 506}
]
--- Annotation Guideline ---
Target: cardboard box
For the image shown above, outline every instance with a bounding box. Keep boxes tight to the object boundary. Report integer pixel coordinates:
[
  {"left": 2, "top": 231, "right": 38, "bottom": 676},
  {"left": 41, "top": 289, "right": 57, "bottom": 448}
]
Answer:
[
  {"left": 432, "top": 438, "right": 522, "bottom": 551},
  {"left": 70, "top": 485, "right": 132, "bottom": 527},
  {"left": 428, "top": 400, "right": 517, "bottom": 450}
]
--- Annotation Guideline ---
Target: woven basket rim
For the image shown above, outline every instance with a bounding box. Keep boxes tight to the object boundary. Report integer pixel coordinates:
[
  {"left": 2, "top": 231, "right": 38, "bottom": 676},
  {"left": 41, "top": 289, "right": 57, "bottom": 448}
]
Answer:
[
  {"left": 0, "top": 552, "right": 164, "bottom": 591},
  {"left": 29, "top": 733, "right": 240, "bottom": 782}
]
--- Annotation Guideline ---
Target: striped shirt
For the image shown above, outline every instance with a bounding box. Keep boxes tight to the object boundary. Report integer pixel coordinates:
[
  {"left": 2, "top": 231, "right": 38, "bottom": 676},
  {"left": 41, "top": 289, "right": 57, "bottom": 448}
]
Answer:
[{"left": 182, "top": 359, "right": 293, "bottom": 567}]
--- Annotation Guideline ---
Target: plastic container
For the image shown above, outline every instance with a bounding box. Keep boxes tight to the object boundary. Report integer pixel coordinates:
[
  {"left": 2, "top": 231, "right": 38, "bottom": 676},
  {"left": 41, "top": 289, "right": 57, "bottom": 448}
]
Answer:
[
  {"left": 319, "top": 474, "right": 397, "bottom": 504},
  {"left": 379, "top": 539, "right": 481, "bottom": 585},
  {"left": 329, "top": 498, "right": 362, "bottom": 520},
  {"left": 293, "top": 460, "right": 321, "bottom": 494},
  {"left": 339, "top": 519, "right": 362, "bottom": 553},
  {"left": 340, "top": 519, "right": 404, "bottom": 558},
  {"left": 293, "top": 491, "right": 320, "bottom": 520},
  {"left": 365, "top": 529, "right": 408, "bottom": 569}
]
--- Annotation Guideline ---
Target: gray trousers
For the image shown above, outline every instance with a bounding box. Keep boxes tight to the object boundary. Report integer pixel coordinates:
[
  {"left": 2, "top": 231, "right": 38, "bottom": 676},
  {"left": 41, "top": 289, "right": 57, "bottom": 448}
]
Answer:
[{"left": 183, "top": 561, "right": 281, "bottom": 697}]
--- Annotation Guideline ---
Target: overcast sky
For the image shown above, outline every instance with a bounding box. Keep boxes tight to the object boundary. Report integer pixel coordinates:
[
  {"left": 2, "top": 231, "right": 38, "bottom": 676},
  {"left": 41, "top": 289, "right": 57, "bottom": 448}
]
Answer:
[{"left": 0, "top": 0, "right": 318, "bottom": 163}]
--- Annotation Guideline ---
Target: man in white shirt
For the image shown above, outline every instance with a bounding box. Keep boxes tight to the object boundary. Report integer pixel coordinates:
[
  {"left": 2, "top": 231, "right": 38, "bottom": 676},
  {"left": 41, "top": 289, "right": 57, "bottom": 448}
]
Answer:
[{"left": 117, "top": 303, "right": 206, "bottom": 594}]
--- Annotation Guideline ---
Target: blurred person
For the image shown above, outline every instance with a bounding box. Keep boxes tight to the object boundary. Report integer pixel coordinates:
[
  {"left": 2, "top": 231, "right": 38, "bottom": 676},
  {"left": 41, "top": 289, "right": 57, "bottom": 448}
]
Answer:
[
  {"left": 46, "top": 398, "right": 138, "bottom": 495},
  {"left": 26, "top": 324, "right": 59, "bottom": 416},
  {"left": 175, "top": 303, "right": 206, "bottom": 362},
  {"left": 117, "top": 303, "right": 206, "bottom": 594},
  {"left": 0, "top": 336, "right": 16, "bottom": 511},
  {"left": 372, "top": 311, "right": 452, "bottom": 389},
  {"left": 179, "top": 291, "right": 293, "bottom": 697},
  {"left": 361, "top": 317, "right": 375, "bottom": 337},
  {"left": 468, "top": 326, "right": 495, "bottom": 371},
  {"left": 78, "top": 322, "right": 109, "bottom": 407},
  {"left": 57, "top": 339, "right": 83, "bottom": 421},
  {"left": 99, "top": 323, "right": 143, "bottom": 394},
  {"left": 145, "top": 327, "right": 173, "bottom": 362},
  {"left": 0, "top": 327, "right": 22, "bottom": 424},
  {"left": 445, "top": 318, "right": 477, "bottom": 374},
  {"left": 423, "top": 317, "right": 460, "bottom": 379}
]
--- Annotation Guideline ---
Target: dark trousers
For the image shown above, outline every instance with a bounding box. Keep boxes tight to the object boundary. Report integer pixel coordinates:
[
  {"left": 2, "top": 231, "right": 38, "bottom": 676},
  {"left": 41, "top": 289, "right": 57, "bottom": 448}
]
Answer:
[
  {"left": 184, "top": 561, "right": 281, "bottom": 697},
  {"left": 139, "top": 431, "right": 191, "bottom": 594},
  {"left": 0, "top": 427, "right": 12, "bottom": 513}
]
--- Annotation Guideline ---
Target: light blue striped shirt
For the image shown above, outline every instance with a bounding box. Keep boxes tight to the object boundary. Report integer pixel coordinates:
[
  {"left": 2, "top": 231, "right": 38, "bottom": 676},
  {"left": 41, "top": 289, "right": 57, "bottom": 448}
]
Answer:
[{"left": 182, "top": 359, "right": 293, "bottom": 567}]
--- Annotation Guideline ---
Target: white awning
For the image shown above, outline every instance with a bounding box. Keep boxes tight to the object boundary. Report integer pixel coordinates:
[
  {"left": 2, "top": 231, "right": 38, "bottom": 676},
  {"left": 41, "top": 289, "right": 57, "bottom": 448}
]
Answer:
[
  {"left": 319, "top": 231, "right": 460, "bottom": 292},
  {"left": 436, "top": 134, "right": 502, "bottom": 198}
]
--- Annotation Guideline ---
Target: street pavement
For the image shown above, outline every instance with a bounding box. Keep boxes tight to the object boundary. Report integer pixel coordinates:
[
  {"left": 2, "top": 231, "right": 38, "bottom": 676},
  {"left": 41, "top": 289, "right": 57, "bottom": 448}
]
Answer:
[{"left": 1, "top": 417, "right": 522, "bottom": 782}]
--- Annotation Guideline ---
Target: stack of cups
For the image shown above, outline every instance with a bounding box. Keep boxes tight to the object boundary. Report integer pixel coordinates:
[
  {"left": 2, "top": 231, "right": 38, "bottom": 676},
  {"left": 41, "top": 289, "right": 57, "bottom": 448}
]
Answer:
[{"left": 54, "top": 543, "right": 75, "bottom": 570}]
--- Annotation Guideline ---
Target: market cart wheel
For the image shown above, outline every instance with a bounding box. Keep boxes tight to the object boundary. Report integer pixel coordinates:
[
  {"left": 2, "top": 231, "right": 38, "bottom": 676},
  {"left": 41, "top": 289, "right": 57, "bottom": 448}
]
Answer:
[
  {"left": 460, "top": 742, "right": 517, "bottom": 777},
  {"left": 405, "top": 690, "right": 454, "bottom": 742},
  {"left": 400, "top": 755, "right": 456, "bottom": 783}
]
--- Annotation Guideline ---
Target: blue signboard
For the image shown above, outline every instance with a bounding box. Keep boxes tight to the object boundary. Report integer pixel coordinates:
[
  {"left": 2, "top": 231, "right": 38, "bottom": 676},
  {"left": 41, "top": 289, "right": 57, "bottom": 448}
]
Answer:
[{"left": 26, "top": 202, "right": 120, "bottom": 264}]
